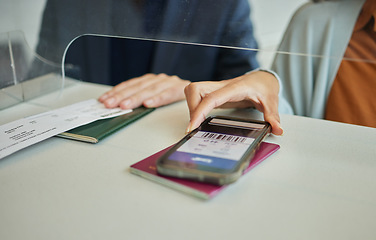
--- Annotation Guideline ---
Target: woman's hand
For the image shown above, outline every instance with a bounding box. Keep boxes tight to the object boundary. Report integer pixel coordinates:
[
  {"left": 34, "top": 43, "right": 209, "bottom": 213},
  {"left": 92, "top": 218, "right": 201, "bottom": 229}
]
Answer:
[{"left": 184, "top": 71, "right": 283, "bottom": 136}]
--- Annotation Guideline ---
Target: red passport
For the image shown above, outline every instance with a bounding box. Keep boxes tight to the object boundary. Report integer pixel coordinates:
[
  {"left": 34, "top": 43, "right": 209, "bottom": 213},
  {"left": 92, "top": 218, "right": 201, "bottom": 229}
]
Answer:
[{"left": 130, "top": 142, "right": 280, "bottom": 200}]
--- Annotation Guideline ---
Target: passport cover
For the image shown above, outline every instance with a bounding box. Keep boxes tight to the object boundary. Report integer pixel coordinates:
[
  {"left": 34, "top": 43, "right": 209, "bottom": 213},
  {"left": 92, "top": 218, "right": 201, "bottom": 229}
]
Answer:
[
  {"left": 57, "top": 107, "right": 154, "bottom": 143},
  {"left": 130, "top": 142, "right": 280, "bottom": 200}
]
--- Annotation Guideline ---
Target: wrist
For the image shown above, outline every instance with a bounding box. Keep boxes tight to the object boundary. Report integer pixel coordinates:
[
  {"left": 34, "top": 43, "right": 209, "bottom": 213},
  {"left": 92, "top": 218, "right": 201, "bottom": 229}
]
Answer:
[{"left": 247, "top": 68, "right": 282, "bottom": 95}]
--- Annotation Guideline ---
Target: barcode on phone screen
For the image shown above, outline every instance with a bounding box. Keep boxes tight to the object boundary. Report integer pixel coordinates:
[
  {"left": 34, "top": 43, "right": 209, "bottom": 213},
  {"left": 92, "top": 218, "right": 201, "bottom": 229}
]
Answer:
[{"left": 201, "top": 132, "right": 247, "bottom": 143}]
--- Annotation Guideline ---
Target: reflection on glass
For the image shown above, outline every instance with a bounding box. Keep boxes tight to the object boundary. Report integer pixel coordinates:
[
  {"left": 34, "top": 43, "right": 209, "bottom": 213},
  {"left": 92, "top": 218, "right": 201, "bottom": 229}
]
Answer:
[
  {"left": 1, "top": 0, "right": 375, "bottom": 130},
  {"left": 64, "top": 35, "right": 259, "bottom": 85},
  {"left": 36, "top": 0, "right": 260, "bottom": 65}
]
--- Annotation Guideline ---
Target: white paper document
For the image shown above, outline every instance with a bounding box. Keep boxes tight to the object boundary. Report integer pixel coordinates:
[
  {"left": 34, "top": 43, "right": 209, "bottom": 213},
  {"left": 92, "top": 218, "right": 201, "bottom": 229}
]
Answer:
[{"left": 0, "top": 99, "right": 132, "bottom": 159}]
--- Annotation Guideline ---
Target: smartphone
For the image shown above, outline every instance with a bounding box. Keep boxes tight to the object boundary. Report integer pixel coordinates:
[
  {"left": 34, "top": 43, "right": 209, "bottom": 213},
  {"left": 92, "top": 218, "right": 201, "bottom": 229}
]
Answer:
[{"left": 156, "top": 116, "right": 271, "bottom": 185}]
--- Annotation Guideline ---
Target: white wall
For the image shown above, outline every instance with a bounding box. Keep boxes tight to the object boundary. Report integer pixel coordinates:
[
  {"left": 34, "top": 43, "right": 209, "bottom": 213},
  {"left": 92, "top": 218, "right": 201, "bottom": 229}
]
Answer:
[{"left": 0, "top": 0, "right": 46, "bottom": 51}]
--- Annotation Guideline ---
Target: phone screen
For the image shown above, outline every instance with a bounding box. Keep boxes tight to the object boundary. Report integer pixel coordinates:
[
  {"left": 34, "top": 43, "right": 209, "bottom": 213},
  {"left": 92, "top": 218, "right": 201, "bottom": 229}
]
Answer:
[{"left": 166, "top": 117, "right": 268, "bottom": 171}]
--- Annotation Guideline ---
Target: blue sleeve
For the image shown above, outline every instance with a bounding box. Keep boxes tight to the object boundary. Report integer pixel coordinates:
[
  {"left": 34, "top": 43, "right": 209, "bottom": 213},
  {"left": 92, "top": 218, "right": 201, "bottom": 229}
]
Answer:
[{"left": 213, "top": 0, "right": 260, "bottom": 80}]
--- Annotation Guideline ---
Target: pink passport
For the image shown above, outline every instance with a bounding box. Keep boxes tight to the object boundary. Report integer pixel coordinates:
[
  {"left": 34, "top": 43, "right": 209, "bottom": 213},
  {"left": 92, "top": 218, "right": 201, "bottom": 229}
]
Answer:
[{"left": 130, "top": 142, "right": 280, "bottom": 200}]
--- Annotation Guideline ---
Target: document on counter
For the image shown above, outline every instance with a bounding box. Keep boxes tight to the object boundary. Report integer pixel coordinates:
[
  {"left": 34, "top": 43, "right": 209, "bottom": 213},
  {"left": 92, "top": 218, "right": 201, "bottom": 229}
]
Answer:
[{"left": 0, "top": 99, "right": 132, "bottom": 159}]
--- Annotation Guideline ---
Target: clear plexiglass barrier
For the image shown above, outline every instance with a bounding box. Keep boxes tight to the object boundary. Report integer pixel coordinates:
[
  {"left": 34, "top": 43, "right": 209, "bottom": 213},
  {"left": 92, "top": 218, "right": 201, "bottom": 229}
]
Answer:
[
  {"left": 1, "top": 0, "right": 375, "bottom": 119},
  {"left": 0, "top": 31, "right": 68, "bottom": 110}
]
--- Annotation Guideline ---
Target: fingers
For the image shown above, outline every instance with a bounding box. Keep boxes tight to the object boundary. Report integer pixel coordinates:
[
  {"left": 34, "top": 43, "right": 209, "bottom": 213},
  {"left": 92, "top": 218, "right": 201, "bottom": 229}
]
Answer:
[
  {"left": 184, "top": 81, "right": 210, "bottom": 119},
  {"left": 245, "top": 72, "right": 283, "bottom": 136},
  {"left": 184, "top": 91, "right": 218, "bottom": 133},
  {"left": 186, "top": 86, "right": 283, "bottom": 135},
  {"left": 140, "top": 78, "right": 190, "bottom": 108},
  {"left": 258, "top": 98, "right": 284, "bottom": 136},
  {"left": 98, "top": 74, "right": 156, "bottom": 108},
  {"left": 185, "top": 72, "right": 284, "bottom": 136},
  {"left": 185, "top": 80, "right": 241, "bottom": 133},
  {"left": 98, "top": 73, "right": 190, "bottom": 109}
]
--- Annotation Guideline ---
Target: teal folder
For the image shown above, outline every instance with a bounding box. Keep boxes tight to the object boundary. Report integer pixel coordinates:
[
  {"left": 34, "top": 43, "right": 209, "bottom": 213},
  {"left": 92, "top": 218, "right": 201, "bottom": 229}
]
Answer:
[{"left": 57, "top": 107, "right": 154, "bottom": 143}]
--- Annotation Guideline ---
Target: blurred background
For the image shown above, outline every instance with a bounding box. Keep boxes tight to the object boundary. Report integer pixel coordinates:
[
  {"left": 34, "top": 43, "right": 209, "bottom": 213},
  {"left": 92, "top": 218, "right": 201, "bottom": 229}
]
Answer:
[{"left": 0, "top": 0, "right": 307, "bottom": 68}]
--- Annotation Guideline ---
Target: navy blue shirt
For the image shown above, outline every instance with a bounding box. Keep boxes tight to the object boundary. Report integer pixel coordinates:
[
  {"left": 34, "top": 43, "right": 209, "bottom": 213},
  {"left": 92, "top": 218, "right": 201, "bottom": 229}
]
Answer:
[{"left": 37, "top": 0, "right": 259, "bottom": 86}]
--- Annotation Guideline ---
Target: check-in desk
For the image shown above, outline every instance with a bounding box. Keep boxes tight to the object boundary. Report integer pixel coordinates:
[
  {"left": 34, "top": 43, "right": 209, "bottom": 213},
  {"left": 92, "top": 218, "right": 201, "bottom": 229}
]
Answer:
[{"left": 1, "top": 81, "right": 375, "bottom": 240}]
